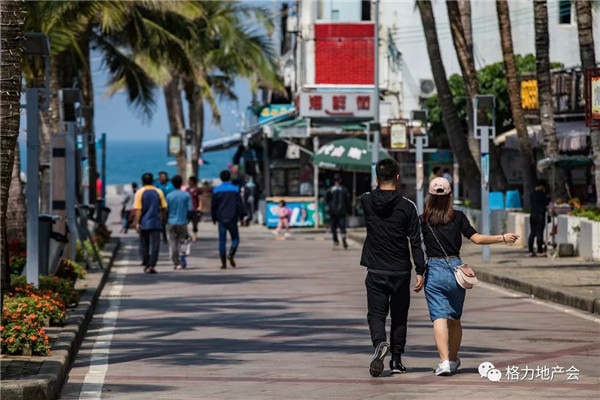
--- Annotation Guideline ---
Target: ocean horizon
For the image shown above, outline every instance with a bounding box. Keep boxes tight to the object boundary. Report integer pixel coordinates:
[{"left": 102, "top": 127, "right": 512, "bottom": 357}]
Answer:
[{"left": 104, "top": 139, "right": 236, "bottom": 186}]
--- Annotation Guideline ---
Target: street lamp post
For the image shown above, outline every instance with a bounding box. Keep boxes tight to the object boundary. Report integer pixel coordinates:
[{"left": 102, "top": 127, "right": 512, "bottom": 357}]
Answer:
[
  {"left": 23, "top": 33, "right": 50, "bottom": 288},
  {"left": 370, "top": 0, "right": 380, "bottom": 188},
  {"left": 410, "top": 110, "right": 428, "bottom": 214},
  {"left": 58, "top": 89, "right": 83, "bottom": 260},
  {"left": 473, "top": 95, "right": 496, "bottom": 263}
]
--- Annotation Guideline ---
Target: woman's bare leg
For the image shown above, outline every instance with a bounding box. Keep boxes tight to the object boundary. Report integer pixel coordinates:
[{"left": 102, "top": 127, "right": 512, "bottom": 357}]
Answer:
[
  {"left": 433, "top": 318, "right": 449, "bottom": 361},
  {"left": 447, "top": 319, "right": 462, "bottom": 361}
]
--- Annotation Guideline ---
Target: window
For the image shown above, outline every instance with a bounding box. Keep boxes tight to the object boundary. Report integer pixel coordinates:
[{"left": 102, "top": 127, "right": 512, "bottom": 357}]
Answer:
[
  {"left": 361, "top": 0, "right": 371, "bottom": 21},
  {"left": 559, "top": 0, "right": 572, "bottom": 25},
  {"left": 316, "top": 0, "right": 365, "bottom": 22}
]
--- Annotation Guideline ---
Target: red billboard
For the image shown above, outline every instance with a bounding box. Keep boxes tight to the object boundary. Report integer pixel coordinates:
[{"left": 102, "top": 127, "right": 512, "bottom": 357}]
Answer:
[{"left": 314, "top": 23, "right": 374, "bottom": 85}]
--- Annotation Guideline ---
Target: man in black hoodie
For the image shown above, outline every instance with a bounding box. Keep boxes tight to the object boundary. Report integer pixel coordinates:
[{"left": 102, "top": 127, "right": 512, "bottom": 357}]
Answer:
[{"left": 361, "top": 158, "right": 426, "bottom": 377}]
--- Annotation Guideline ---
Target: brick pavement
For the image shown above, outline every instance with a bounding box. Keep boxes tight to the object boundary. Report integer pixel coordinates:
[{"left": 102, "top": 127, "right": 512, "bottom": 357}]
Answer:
[{"left": 60, "top": 224, "right": 600, "bottom": 400}]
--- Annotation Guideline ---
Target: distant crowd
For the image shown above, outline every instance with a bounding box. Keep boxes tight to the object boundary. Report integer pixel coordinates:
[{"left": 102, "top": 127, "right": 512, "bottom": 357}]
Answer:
[{"left": 121, "top": 170, "right": 250, "bottom": 272}]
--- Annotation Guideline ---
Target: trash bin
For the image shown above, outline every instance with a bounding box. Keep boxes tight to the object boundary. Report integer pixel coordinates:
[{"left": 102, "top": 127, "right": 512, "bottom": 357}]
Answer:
[
  {"left": 38, "top": 214, "right": 60, "bottom": 275},
  {"left": 98, "top": 206, "right": 111, "bottom": 226},
  {"left": 48, "top": 232, "right": 68, "bottom": 275}
]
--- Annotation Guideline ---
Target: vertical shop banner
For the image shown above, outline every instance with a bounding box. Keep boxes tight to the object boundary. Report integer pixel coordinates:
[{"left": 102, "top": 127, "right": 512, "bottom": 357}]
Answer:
[
  {"left": 389, "top": 120, "right": 408, "bottom": 150},
  {"left": 584, "top": 68, "right": 600, "bottom": 127}
]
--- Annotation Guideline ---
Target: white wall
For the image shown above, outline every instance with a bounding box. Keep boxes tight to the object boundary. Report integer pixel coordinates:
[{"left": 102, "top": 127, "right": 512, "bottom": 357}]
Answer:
[{"left": 379, "top": 0, "right": 600, "bottom": 119}]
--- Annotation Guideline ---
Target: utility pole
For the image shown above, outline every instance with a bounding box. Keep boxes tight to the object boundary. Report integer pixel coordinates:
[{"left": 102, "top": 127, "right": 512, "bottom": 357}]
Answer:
[
  {"left": 474, "top": 95, "right": 496, "bottom": 263},
  {"left": 410, "top": 110, "right": 428, "bottom": 214},
  {"left": 370, "top": 0, "right": 380, "bottom": 188}
]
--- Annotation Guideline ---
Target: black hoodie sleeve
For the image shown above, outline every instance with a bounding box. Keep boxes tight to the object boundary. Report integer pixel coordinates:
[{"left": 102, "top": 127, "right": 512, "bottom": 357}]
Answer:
[{"left": 406, "top": 201, "right": 426, "bottom": 275}]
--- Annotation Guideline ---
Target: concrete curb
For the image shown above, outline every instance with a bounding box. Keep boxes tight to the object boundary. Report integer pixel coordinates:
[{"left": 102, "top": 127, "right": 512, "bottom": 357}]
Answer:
[
  {"left": 475, "top": 269, "right": 599, "bottom": 315},
  {"left": 1, "top": 237, "right": 121, "bottom": 400},
  {"left": 347, "top": 232, "right": 599, "bottom": 315}
]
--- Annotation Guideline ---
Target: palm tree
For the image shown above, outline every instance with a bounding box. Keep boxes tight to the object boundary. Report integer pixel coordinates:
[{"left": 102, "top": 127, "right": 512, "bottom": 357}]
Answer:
[
  {"left": 575, "top": 1, "right": 600, "bottom": 205},
  {"left": 533, "top": 0, "right": 567, "bottom": 199},
  {"left": 7, "top": 142, "right": 26, "bottom": 240},
  {"left": 417, "top": 0, "right": 482, "bottom": 206},
  {"left": 152, "top": 1, "right": 281, "bottom": 179},
  {"left": 0, "top": 0, "right": 25, "bottom": 327},
  {"left": 458, "top": 0, "right": 473, "bottom": 57},
  {"left": 446, "top": 0, "right": 508, "bottom": 192},
  {"left": 24, "top": 1, "right": 203, "bottom": 200},
  {"left": 496, "top": 0, "right": 536, "bottom": 208}
]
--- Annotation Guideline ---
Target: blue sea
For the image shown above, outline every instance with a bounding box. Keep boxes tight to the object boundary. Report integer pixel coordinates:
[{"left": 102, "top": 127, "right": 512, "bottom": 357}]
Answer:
[{"left": 104, "top": 140, "right": 235, "bottom": 185}]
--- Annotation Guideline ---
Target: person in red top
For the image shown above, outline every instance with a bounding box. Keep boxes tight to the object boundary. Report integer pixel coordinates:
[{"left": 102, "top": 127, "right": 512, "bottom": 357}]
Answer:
[{"left": 186, "top": 176, "right": 202, "bottom": 241}]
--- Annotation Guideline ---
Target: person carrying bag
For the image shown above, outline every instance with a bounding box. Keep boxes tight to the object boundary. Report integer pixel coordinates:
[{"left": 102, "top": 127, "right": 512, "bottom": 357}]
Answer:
[{"left": 420, "top": 177, "right": 518, "bottom": 376}]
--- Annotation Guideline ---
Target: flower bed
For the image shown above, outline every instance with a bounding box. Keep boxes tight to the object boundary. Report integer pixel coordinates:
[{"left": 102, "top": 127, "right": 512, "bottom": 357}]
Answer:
[{"left": 2, "top": 265, "right": 87, "bottom": 356}]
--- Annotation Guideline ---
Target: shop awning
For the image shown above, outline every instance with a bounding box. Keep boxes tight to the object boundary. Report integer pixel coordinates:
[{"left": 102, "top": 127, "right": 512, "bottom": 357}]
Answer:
[
  {"left": 495, "top": 121, "right": 589, "bottom": 152},
  {"left": 201, "top": 109, "right": 296, "bottom": 152},
  {"left": 267, "top": 118, "right": 368, "bottom": 139},
  {"left": 536, "top": 155, "right": 593, "bottom": 173},
  {"left": 313, "top": 137, "right": 392, "bottom": 172}
]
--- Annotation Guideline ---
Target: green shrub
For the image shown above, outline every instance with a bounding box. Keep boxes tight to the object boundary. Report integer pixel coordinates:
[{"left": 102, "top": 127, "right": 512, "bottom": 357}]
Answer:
[{"left": 570, "top": 207, "right": 600, "bottom": 222}]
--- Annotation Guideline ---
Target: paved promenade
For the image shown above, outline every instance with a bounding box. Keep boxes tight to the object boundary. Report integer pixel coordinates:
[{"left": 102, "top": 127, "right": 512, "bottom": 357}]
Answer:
[{"left": 61, "top": 224, "right": 599, "bottom": 399}]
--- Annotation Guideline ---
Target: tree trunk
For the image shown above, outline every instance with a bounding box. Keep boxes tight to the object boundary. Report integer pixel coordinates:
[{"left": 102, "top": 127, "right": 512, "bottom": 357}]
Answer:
[
  {"left": 80, "top": 29, "right": 98, "bottom": 205},
  {"left": 534, "top": 0, "right": 567, "bottom": 200},
  {"left": 0, "top": 0, "right": 25, "bottom": 329},
  {"left": 575, "top": 1, "right": 600, "bottom": 206},
  {"left": 418, "top": 0, "right": 482, "bottom": 207},
  {"left": 458, "top": 0, "right": 473, "bottom": 58},
  {"left": 6, "top": 142, "right": 26, "bottom": 240},
  {"left": 447, "top": 0, "right": 508, "bottom": 192},
  {"left": 184, "top": 79, "right": 205, "bottom": 179},
  {"left": 163, "top": 76, "right": 187, "bottom": 178},
  {"left": 497, "top": 0, "right": 537, "bottom": 208}
]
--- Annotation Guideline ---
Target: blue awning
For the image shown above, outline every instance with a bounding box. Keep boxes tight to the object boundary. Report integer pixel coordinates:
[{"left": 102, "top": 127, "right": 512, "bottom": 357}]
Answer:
[{"left": 201, "top": 109, "right": 295, "bottom": 153}]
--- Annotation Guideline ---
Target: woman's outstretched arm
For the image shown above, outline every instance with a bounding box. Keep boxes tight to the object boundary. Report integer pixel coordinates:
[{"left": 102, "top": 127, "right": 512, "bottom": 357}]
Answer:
[{"left": 470, "top": 233, "right": 519, "bottom": 245}]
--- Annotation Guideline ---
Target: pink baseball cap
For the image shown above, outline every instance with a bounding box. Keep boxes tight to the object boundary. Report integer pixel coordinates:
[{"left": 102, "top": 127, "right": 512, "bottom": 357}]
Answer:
[{"left": 429, "top": 177, "right": 451, "bottom": 195}]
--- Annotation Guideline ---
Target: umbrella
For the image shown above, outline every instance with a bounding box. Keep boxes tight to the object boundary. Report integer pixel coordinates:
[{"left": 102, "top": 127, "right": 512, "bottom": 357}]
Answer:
[
  {"left": 536, "top": 155, "right": 593, "bottom": 173},
  {"left": 313, "top": 137, "right": 392, "bottom": 172}
]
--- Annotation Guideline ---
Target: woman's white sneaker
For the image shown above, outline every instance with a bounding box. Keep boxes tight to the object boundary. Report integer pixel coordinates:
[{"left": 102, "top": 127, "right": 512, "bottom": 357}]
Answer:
[{"left": 435, "top": 360, "right": 452, "bottom": 376}]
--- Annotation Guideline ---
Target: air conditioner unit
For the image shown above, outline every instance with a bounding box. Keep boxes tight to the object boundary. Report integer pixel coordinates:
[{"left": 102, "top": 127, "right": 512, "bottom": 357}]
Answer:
[
  {"left": 419, "top": 79, "right": 436, "bottom": 98},
  {"left": 287, "top": 16, "right": 299, "bottom": 33}
]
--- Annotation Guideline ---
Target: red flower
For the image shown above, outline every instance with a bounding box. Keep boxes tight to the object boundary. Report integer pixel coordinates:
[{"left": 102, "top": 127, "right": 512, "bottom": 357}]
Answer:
[
  {"left": 14, "top": 325, "right": 21, "bottom": 330},
  {"left": 30, "top": 335, "right": 37, "bottom": 341}
]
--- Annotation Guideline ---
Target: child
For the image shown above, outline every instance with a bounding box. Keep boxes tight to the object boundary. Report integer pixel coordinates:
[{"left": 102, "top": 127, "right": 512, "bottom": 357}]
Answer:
[
  {"left": 274, "top": 200, "right": 292, "bottom": 237},
  {"left": 360, "top": 159, "right": 426, "bottom": 377}
]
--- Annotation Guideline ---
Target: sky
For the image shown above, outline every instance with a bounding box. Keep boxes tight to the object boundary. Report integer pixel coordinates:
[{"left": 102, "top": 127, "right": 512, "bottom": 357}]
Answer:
[{"left": 90, "top": 51, "right": 253, "bottom": 143}]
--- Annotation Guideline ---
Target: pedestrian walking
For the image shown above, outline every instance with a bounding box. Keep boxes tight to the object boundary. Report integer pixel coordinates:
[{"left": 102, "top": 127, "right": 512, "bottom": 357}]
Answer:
[
  {"left": 212, "top": 170, "right": 245, "bottom": 269},
  {"left": 326, "top": 174, "right": 351, "bottom": 249},
  {"left": 442, "top": 168, "right": 452, "bottom": 185},
  {"left": 421, "top": 177, "right": 518, "bottom": 376},
  {"left": 166, "top": 175, "right": 193, "bottom": 270},
  {"left": 274, "top": 200, "right": 292, "bottom": 237},
  {"left": 242, "top": 176, "right": 257, "bottom": 226},
  {"left": 360, "top": 159, "right": 426, "bottom": 377},
  {"left": 187, "top": 176, "right": 202, "bottom": 242},
  {"left": 134, "top": 173, "right": 167, "bottom": 274},
  {"left": 528, "top": 180, "right": 550, "bottom": 257},
  {"left": 120, "top": 182, "right": 138, "bottom": 233},
  {"left": 155, "top": 171, "right": 175, "bottom": 242}
]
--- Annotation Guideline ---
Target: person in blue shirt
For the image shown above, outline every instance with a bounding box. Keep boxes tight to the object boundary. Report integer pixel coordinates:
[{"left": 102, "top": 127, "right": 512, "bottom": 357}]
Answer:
[
  {"left": 155, "top": 171, "right": 175, "bottom": 242},
  {"left": 134, "top": 173, "right": 167, "bottom": 274},
  {"left": 166, "top": 175, "right": 193, "bottom": 270},
  {"left": 212, "top": 170, "right": 245, "bottom": 269}
]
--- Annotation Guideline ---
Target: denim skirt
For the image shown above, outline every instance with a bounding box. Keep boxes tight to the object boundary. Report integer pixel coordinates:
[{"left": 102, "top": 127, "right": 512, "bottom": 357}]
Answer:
[{"left": 424, "top": 257, "right": 466, "bottom": 321}]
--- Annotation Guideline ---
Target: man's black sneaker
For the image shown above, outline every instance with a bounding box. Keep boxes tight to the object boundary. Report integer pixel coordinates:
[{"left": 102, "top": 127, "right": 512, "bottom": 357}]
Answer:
[
  {"left": 342, "top": 237, "right": 348, "bottom": 249},
  {"left": 390, "top": 359, "right": 407, "bottom": 374},
  {"left": 227, "top": 255, "right": 236, "bottom": 268},
  {"left": 369, "top": 342, "right": 389, "bottom": 377}
]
